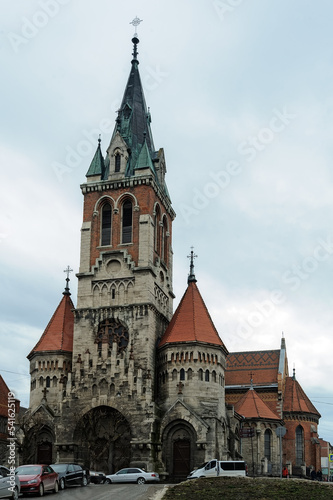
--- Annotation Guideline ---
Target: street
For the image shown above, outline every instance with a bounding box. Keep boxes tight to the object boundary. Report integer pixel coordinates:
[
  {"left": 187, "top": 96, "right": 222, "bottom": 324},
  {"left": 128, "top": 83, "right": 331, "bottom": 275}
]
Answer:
[{"left": 19, "top": 482, "right": 167, "bottom": 500}]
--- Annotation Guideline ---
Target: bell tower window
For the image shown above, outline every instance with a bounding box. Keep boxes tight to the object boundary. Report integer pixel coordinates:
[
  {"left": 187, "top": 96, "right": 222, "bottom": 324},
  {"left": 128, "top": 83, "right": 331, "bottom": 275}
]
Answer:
[
  {"left": 115, "top": 153, "right": 121, "bottom": 172},
  {"left": 101, "top": 203, "right": 112, "bottom": 246},
  {"left": 122, "top": 200, "right": 132, "bottom": 244}
]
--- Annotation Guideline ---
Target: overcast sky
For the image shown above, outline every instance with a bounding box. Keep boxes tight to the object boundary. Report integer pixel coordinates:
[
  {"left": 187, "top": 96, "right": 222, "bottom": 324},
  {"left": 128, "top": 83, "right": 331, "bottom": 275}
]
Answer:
[{"left": 1, "top": 1, "right": 333, "bottom": 445}]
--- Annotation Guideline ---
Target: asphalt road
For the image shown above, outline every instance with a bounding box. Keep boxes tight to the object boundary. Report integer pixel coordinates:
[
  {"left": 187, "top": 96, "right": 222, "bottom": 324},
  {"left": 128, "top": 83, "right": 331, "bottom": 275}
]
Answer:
[{"left": 19, "top": 482, "right": 168, "bottom": 500}]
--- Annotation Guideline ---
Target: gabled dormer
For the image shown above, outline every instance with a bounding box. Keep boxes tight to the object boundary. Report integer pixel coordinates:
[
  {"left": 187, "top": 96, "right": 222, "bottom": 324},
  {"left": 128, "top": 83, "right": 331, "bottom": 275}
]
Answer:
[{"left": 105, "top": 132, "right": 129, "bottom": 180}]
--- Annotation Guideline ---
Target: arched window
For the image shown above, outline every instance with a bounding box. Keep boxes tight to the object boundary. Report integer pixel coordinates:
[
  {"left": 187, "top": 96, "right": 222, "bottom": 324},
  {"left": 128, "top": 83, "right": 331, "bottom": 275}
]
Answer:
[
  {"left": 198, "top": 369, "right": 203, "bottom": 381},
  {"left": 46, "top": 376, "right": 50, "bottom": 388},
  {"left": 187, "top": 368, "right": 193, "bottom": 381},
  {"left": 122, "top": 200, "right": 132, "bottom": 243},
  {"left": 205, "top": 370, "right": 210, "bottom": 382},
  {"left": 264, "top": 429, "right": 271, "bottom": 461},
  {"left": 161, "top": 216, "right": 168, "bottom": 263},
  {"left": 296, "top": 425, "right": 304, "bottom": 465},
  {"left": 115, "top": 153, "right": 121, "bottom": 172},
  {"left": 212, "top": 370, "right": 217, "bottom": 383},
  {"left": 154, "top": 206, "right": 161, "bottom": 254},
  {"left": 180, "top": 368, "right": 185, "bottom": 381},
  {"left": 172, "top": 369, "right": 177, "bottom": 381},
  {"left": 101, "top": 203, "right": 112, "bottom": 246}
]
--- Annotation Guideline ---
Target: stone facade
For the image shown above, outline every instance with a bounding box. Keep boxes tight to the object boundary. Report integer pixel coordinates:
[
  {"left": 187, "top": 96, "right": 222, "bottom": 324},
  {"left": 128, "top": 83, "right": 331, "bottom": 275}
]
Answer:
[{"left": 22, "top": 35, "right": 322, "bottom": 480}]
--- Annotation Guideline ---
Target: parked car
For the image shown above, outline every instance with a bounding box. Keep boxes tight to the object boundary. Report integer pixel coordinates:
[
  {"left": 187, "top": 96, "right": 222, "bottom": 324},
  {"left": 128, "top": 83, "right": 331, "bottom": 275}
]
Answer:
[
  {"left": 0, "top": 466, "right": 20, "bottom": 500},
  {"left": 15, "top": 464, "right": 58, "bottom": 496},
  {"left": 50, "top": 463, "right": 89, "bottom": 489},
  {"left": 187, "top": 459, "right": 247, "bottom": 479},
  {"left": 105, "top": 468, "right": 160, "bottom": 484},
  {"left": 89, "top": 471, "right": 106, "bottom": 484}
]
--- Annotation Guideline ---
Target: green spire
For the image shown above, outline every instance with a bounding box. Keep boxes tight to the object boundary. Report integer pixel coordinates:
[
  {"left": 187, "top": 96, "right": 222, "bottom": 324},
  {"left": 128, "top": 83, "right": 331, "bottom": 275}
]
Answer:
[
  {"left": 110, "top": 36, "right": 155, "bottom": 177},
  {"left": 86, "top": 137, "right": 105, "bottom": 177}
]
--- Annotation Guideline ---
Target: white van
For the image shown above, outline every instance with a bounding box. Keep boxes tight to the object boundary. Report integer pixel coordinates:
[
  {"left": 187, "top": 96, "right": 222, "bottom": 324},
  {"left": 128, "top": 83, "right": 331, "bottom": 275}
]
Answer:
[{"left": 187, "top": 459, "right": 247, "bottom": 479}]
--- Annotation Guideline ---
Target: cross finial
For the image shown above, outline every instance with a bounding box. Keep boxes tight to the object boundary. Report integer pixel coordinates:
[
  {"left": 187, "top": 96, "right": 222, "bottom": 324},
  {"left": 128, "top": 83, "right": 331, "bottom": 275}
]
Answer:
[
  {"left": 130, "top": 16, "right": 143, "bottom": 62},
  {"left": 63, "top": 266, "right": 73, "bottom": 296},
  {"left": 130, "top": 16, "right": 143, "bottom": 36},
  {"left": 42, "top": 387, "right": 48, "bottom": 401},
  {"left": 177, "top": 381, "right": 184, "bottom": 394},
  {"left": 187, "top": 247, "right": 197, "bottom": 284}
]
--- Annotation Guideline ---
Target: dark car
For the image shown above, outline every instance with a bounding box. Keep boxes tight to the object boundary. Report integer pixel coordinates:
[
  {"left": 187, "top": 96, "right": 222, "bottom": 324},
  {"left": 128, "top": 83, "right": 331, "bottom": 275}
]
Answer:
[
  {"left": 50, "top": 463, "right": 89, "bottom": 490},
  {"left": 89, "top": 471, "right": 106, "bottom": 484},
  {"left": 15, "top": 464, "right": 58, "bottom": 496}
]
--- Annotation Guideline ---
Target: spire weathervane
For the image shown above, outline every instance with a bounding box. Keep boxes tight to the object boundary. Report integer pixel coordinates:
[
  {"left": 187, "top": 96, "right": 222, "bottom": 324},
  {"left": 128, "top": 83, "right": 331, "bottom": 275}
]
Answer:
[
  {"left": 130, "top": 16, "right": 143, "bottom": 62},
  {"left": 187, "top": 247, "right": 197, "bottom": 284},
  {"left": 63, "top": 265, "right": 73, "bottom": 295}
]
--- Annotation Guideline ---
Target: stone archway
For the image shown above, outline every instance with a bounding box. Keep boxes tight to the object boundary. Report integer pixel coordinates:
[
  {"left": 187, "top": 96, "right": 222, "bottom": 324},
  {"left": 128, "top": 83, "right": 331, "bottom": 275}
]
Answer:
[
  {"left": 22, "top": 424, "right": 55, "bottom": 465},
  {"left": 162, "top": 420, "right": 198, "bottom": 481},
  {"left": 73, "top": 406, "right": 131, "bottom": 473}
]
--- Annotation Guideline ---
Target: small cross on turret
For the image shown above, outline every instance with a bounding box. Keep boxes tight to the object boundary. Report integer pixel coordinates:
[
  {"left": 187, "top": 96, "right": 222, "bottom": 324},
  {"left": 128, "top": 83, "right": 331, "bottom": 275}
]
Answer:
[
  {"left": 187, "top": 247, "right": 198, "bottom": 284},
  {"left": 63, "top": 265, "right": 73, "bottom": 295}
]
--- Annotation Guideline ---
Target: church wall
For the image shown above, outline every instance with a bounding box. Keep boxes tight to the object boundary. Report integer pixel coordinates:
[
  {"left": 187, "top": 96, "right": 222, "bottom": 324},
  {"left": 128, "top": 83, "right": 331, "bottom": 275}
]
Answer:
[
  {"left": 80, "top": 183, "right": 173, "bottom": 272},
  {"left": 28, "top": 352, "right": 72, "bottom": 409},
  {"left": 283, "top": 415, "right": 320, "bottom": 473},
  {"left": 240, "top": 421, "right": 280, "bottom": 476}
]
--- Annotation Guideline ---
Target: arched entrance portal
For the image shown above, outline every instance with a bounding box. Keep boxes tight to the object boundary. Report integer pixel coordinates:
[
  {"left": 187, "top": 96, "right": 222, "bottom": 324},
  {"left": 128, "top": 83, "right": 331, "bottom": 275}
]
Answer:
[
  {"left": 162, "top": 420, "right": 198, "bottom": 481},
  {"left": 22, "top": 425, "right": 55, "bottom": 465},
  {"left": 73, "top": 406, "right": 131, "bottom": 473}
]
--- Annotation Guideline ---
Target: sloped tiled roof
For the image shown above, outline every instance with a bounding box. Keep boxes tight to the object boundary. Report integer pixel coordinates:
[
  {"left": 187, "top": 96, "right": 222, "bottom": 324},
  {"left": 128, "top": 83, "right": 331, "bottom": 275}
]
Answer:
[
  {"left": 159, "top": 281, "right": 227, "bottom": 351},
  {"left": 226, "top": 350, "right": 280, "bottom": 386},
  {"left": 28, "top": 293, "right": 74, "bottom": 358},
  {"left": 283, "top": 376, "right": 320, "bottom": 417},
  {"left": 234, "top": 388, "right": 281, "bottom": 420}
]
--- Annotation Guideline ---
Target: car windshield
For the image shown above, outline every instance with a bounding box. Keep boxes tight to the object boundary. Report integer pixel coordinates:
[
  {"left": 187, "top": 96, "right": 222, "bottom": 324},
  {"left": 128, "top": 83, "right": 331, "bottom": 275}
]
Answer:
[
  {"left": 16, "top": 466, "right": 41, "bottom": 476},
  {"left": 50, "top": 464, "right": 67, "bottom": 473}
]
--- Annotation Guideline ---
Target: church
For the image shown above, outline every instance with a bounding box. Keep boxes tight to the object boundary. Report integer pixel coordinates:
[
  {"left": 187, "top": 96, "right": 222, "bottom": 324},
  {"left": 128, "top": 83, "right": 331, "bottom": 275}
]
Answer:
[{"left": 20, "top": 31, "right": 321, "bottom": 480}]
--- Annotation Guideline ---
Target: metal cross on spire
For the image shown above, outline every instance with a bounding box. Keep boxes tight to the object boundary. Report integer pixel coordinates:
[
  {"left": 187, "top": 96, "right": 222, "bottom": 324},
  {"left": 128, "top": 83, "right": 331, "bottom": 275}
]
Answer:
[
  {"left": 130, "top": 16, "right": 143, "bottom": 37},
  {"left": 63, "top": 265, "right": 73, "bottom": 295},
  {"left": 130, "top": 16, "right": 143, "bottom": 61},
  {"left": 187, "top": 247, "right": 198, "bottom": 284}
]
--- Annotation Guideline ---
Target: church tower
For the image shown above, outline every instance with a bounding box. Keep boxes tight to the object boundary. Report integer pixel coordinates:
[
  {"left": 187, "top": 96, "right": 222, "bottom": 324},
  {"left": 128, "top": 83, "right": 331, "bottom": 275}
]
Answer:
[{"left": 59, "top": 30, "right": 175, "bottom": 471}]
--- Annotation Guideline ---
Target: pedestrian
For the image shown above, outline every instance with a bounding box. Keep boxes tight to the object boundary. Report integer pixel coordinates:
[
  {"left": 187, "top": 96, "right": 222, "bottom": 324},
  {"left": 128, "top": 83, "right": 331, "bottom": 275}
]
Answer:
[
  {"left": 311, "top": 469, "right": 317, "bottom": 481},
  {"left": 282, "top": 466, "right": 289, "bottom": 478},
  {"left": 317, "top": 470, "right": 322, "bottom": 481}
]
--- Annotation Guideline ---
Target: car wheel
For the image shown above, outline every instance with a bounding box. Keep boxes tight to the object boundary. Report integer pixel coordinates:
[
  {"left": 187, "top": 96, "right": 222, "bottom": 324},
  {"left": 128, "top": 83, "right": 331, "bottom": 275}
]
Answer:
[
  {"left": 11, "top": 486, "right": 19, "bottom": 500},
  {"left": 137, "top": 477, "right": 146, "bottom": 484},
  {"left": 54, "top": 480, "right": 59, "bottom": 493},
  {"left": 59, "top": 477, "right": 65, "bottom": 490},
  {"left": 39, "top": 482, "right": 44, "bottom": 497},
  {"left": 104, "top": 478, "right": 112, "bottom": 484},
  {"left": 82, "top": 476, "right": 88, "bottom": 487}
]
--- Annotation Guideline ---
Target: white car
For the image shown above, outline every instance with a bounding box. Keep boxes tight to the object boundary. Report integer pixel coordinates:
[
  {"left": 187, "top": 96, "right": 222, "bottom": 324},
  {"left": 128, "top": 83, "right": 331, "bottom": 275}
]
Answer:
[
  {"left": 0, "top": 466, "right": 20, "bottom": 500},
  {"left": 105, "top": 468, "right": 160, "bottom": 484}
]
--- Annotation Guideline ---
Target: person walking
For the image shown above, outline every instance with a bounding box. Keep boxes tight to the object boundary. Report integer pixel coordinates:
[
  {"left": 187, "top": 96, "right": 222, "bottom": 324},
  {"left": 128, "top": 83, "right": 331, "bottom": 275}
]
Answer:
[{"left": 282, "top": 466, "right": 289, "bottom": 478}]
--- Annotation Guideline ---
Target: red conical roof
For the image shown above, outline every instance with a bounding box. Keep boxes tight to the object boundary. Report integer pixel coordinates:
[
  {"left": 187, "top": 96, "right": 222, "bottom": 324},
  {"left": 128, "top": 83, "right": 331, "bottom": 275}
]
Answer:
[
  {"left": 28, "top": 293, "right": 74, "bottom": 358},
  {"left": 283, "top": 376, "right": 320, "bottom": 417},
  {"left": 159, "top": 281, "right": 227, "bottom": 351},
  {"left": 234, "top": 388, "right": 280, "bottom": 420}
]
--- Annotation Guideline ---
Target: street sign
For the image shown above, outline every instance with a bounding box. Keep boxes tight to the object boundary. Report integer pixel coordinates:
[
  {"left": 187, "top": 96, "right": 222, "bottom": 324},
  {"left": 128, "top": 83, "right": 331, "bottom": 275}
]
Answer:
[
  {"left": 275, "top": 426, "right": 287, "bottom": 438},
  {"left": 329, "top": 454, "right": 333, "bottom": 463},
  {"left": 240, "top": 428, "right": 255, "bottom": 438}
]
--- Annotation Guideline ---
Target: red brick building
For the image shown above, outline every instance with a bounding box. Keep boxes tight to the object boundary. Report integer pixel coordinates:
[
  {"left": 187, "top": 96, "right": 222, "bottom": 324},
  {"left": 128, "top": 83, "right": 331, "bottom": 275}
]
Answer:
[{"left": 225, "top": 339, "right": 321, "bottom": 476}]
